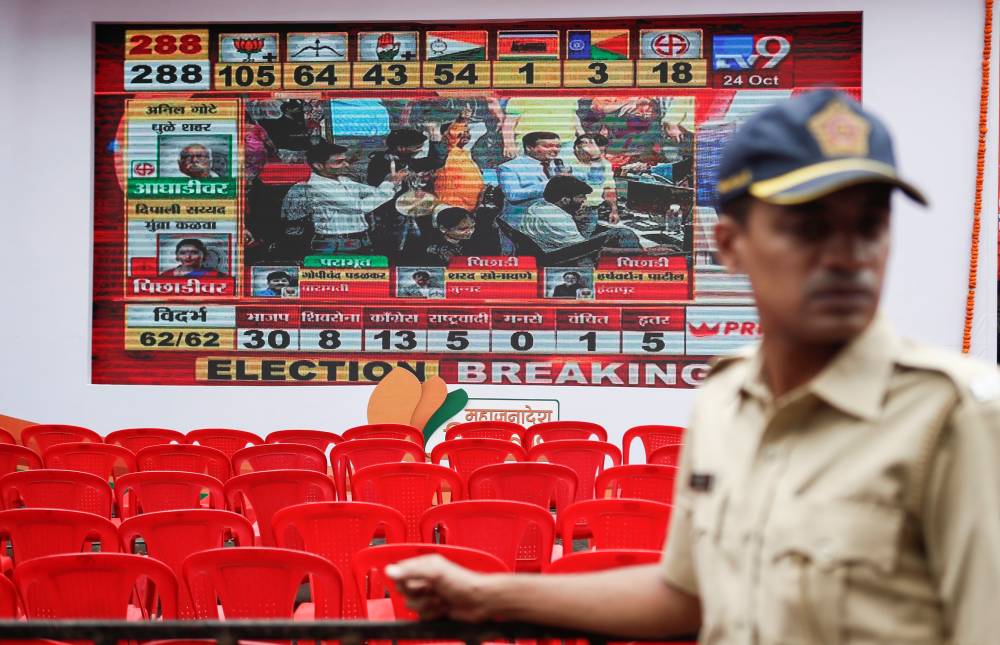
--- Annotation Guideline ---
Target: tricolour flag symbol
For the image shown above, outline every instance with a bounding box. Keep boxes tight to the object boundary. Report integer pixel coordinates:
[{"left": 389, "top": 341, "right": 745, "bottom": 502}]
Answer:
[
  {"left": 426, "top": 30, "right": 488, "bottom": 61},
  {"left": 639, "top": 29, "right": 703, "bottom": 59},
  {"left": 497, "top": 30, "right": 559, "bottom": 60},
  {"left": 567, "top": 29, "right": 629, "bottom": 60}
]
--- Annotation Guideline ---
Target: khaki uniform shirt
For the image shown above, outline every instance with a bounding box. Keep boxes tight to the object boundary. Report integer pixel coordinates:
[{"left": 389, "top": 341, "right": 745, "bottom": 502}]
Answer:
[{"left": 661, "top": 317, "right": 1000, "bottom": 644}]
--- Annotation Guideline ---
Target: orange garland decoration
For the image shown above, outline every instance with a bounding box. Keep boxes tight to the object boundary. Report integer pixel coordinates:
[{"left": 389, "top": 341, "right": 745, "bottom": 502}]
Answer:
[{"left": 963, "top": 0, "right": 993, "bottom": 353}]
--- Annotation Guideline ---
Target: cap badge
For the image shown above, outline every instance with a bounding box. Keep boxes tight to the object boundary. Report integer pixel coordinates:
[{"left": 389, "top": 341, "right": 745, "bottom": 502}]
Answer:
[{"left": 807, "top": 100, "right": 870, "bottom": 158}]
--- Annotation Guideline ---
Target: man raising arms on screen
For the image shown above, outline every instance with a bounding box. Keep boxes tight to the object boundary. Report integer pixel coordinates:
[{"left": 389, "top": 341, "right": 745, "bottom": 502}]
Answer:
[
  {"left": 387, "top": 90, "right": 1000, "bottom": 643},
  {"left": 282, "top": 142, "right": 406, "bottom": 255}
]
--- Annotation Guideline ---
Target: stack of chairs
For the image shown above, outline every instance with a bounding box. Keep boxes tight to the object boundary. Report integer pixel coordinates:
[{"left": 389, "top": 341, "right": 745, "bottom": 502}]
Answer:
[{"left": 0, "top": 419, "right": 685, "bottom": 623}]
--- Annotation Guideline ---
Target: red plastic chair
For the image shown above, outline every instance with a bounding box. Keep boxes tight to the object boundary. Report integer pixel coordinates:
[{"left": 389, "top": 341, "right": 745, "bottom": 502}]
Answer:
[
  {"left": 0, "top": 469, "right": 112, "bottom": 517},
  {"left": 42, "top": 442, "right": 137, "bottom": 483},
  {"left": 21, "top": 424, "right": 102, "bottom": 453},
  {"left": 647, "top": 444, "right": 682, "bottom": 467},
  {"left": 525, "top": 421, "right": 608, "bottom": 446},
  {"left": 0, "top": 445, "right": 42, "bottom": 473},
  {"left": 560, "top": 499, "right": 671, "bottom": 552},
  {"left": 266, "top": 429, "right": 344, "bottom": 453},
  {"left": 466, "top": 462, "right": 576, "bottom": 572},
  {"left": 0, "top": 508, "right": 120, "bottom": 567},
  {"left": 0, "top": 428, "right": 15, "bottom": 445},
  {"left": 352, "top": 543, "right": 508, "bottom": 620},
  {"left": 544, "top": 548, "right": 662, "bottom": 573},
  {"left": 595, "top": 464, "right": 679, "bottom": 504},
  {"left": 0, "top": 573, "right": 18, "bottom": 617},
  {"left": 444, "top": 421, "right": 526, "bottom": 443},
  {"left": 421, "top": 500, "right": 555, "bottom": 572},
  {"left": 528, "top": 440, "right": 621, "bottom": 504},
  {"left": 273, "top": 501, "right": 407, "bottom": 619},
  {"left": 182, "top": 546, "right": 342, "bottom": 620},
  {"left": 115, "top": 471, "right": 226, "bottom": 520},
  {"left": 120, "top": 509, "right": 254, "bottom": 618},
  {"left": 352, "top": 462, "right": 464, "bottom": 541},
  {"left": 14, "top": 552, "right": 178, "bottom": 619},
  {"left": 136, "top": 444, "right": 232, "bottom": 482},
  {"left": 186, "top": 428, "right": 261, "bottom": 460},
  {"left": 622, "top": 425, "right": 685, "bottom": 464},
  {"left": 430, "top": 438, "right": 526, "bottom": 480},
  {"left": 343, "top": 423, "right": 423, "bottom": 444},
  {"left": 331, "top": 438, "right": 426, "bottom": 499},
  {"left": 224, "top": 470, "right": 337, "bottom": 546},
  {"left": 467, "top": 462, "right": 578, "bottom": 512},
  {"left": 232, "top": 443, "right": 328, "bottom": 475},
  {"left": 105, "top": 427, "right": 185, "bottom": 453}
]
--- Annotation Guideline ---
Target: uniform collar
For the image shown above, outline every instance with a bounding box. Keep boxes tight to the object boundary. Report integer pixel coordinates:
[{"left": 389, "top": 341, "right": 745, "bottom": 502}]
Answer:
[{"left": 740, "top": 315, "right": 897, "bottom": 421}]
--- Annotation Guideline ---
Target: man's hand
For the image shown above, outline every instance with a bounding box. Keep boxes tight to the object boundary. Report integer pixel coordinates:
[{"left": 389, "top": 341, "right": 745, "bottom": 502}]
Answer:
[
  {"left": 386, "top": 555, "right": 495, "bottom": 622},
  {"left": 662, "top": 122, "right": 687, "bottom": 143}
]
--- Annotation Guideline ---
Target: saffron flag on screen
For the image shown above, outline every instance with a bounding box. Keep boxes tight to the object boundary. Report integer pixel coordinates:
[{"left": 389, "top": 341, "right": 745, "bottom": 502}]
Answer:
[{"left": 567, "top": 29, "right": 629, "bottom": 60}]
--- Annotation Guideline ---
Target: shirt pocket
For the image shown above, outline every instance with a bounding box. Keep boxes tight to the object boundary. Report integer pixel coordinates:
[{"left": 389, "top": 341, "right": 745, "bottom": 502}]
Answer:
[{"left": 759, "top": 499, "right": 903, "bottom": 645}]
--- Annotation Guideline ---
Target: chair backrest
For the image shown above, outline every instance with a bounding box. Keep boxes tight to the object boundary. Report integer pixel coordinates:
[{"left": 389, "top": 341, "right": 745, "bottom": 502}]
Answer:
[
  {"left": 622, "top": 425, "right": 685, "bottom": 464},
  {"left": 351, "top": 462, "right": 464, "bottom": 541},
  {"left": 544, "top": 549, "right": 662, "bottom": 573},
  {"left": 105, "top": 428, "right": 185, "bottom": 453},
  {"left": 224, "top": 470, "right": 337, "bottom": 546},
  {"left": 0, "top": 469, "right": 113, "bottom": 517},
  {"left": 265, "top": 429, "right": 344, "bottom": 454},
  {"left": 342, "top": 423, "right": 423, "bottom": 445},
  {"left": 525, "top": 421, "right": 608, "bottom": 446},
  {"left": 272, "top": 501, "right": 406, "bottom": 619},
  {"left": 120, "top": 509, "right": 254, "bottom": 618},
  {"left": 0, "top": 428, "right": 15, "bottom": 446},
  {"left": 182, "top": 546, "right": 341, "bottom": 619},
  {"left": 186, "top": 428, "right": 261, "bottom": 459},
  {"left": 136, "top": 443, "right": 232, "bottom": 482},
  {"left": 42, "top": 442, "right": 137, "bottom": 482},
  {"left": 647, "top": 444, "right": 682, "bottom": 467},
  {"left": 0, "top": 573, "right": 17, "bottom": 618},
  {"left": 0, "top": 445, "right": 42, "bottom": 474},
  {"left": 231, "top": 443, "right": 328, "bottom": 475},
  {"left": 14, "top": 552, "right": 177, "bottom": 619},
  {"left": 0, "top": 508, "right": 120, "bottom": 567},
  {"left": 559, "top": 499, "right": 671, "bottom": 552},
  {"left": 352, "top": 543, "right": 508, "bottom": 620},
  {"left": 528, "top": 440, "right": 622, "bottom": 503},
  {"left": 430, "top": 438, "right": 526, "bottom": 479},
  {"left": 466, "top": 462, "right": 578, "bottom": 514},
  {"left": 595, "top": 464, "right": 678, "bottom": 503},
  {"left": 21, "top": 424, "right": 102, "bottom": 454},
  {"left": 115, "top": 471, "right": 226, "bottom": 519},
  {"left": 445, "top": 421, "right": 526, "bottom": 443},
  {"left": 330, "top": 438, "right": 426, "bottom": 498},
  {"left": 420, "top": 500, "right": 555, "bottom": 571}
]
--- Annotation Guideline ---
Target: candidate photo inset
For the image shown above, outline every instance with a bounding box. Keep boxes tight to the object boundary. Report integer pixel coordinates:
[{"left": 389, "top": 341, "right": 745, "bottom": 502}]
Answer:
[
  {"left": 252, "top": 266, "right": 300, "bottom": 297},
  {"left": 396, "top": 267, "right": 445, "bottom": 299},
  {"left": 158, "top": 135, "right": 232, "bottom": 179},
  {"left": 544, "top": 266, "right": 594, "bottom": 300},
  {"left": 157, "top": 234, "right": 231, "bottom": 278}
]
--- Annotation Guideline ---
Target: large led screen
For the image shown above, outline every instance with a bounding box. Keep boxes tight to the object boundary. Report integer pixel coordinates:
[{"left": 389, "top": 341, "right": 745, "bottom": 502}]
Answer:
[{"left": 92, "top": 14, "right": 862, "bottom": 386}]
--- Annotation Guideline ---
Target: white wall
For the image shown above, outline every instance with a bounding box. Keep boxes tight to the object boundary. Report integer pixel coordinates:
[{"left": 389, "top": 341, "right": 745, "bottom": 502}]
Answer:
[{"left": 0, "top": 0, "right": 996, "bottom": 438}]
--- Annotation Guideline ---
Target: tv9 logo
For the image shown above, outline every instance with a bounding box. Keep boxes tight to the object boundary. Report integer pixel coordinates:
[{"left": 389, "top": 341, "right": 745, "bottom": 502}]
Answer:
[{"left": 712, "top": 34, "right": 791, "bottom": 70}]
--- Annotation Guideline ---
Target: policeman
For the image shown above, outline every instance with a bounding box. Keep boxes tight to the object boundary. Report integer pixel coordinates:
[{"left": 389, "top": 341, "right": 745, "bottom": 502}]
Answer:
[{"left": 385, "top": 90, "right": 1000, "bottom": 644}]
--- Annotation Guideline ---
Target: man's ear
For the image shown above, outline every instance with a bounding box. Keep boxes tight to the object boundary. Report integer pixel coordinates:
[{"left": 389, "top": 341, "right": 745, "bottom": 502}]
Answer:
[{"left": 714, "top": 214, "right": 746, "bottom": 275}]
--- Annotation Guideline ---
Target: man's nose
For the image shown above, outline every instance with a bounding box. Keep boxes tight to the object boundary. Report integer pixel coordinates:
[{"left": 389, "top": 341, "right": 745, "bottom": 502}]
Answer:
[{"left": 821, "top": 231, "right": 871, "bottom": 269}]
